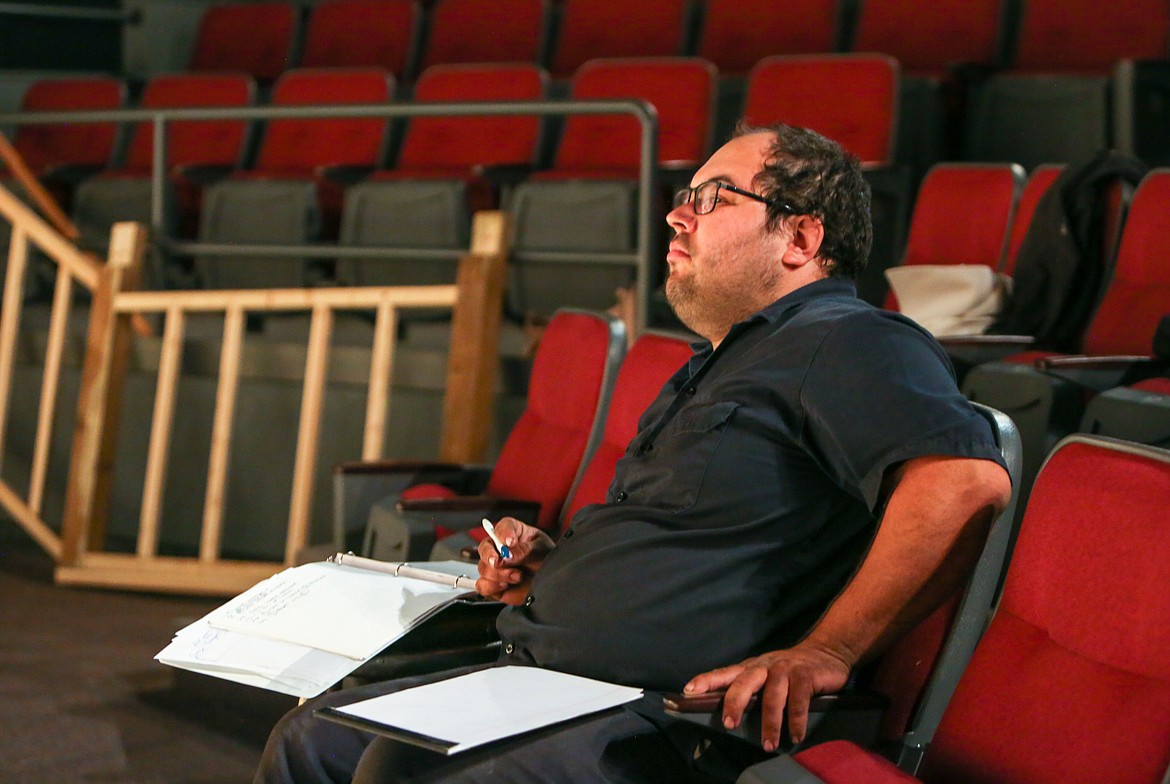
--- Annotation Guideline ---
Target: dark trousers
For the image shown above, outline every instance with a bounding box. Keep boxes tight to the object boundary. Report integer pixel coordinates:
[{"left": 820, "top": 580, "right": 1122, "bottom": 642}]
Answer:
[{"left": 254, "top": 665, "right": 768, "bottom": 784}]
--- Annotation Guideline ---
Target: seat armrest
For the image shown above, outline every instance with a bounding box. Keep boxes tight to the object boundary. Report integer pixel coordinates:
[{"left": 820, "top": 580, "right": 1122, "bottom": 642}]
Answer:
[
  {"left": 937, "top": 333, "right": 1036, "bottom": 347},
  {"left": 1035, "top": 354, "right": 1152, "bottom": 370},
  {"left": 336, "top": 460, "right": 492, "bottom": 494},
  {"left": 1037, "top": 355, "right": 1168, "bottom": 393},
  {"left": 936, "top": 334, "right": 1038, "bottom": 380},
  {"left": 397, "top": 496, "right": 542, "bottom": 526},
  {"left": 658, "top": 689, "right": 889, "bottom": 752},
  {"left": 333, "top": 460, "right": 492, "bottom": 552}
]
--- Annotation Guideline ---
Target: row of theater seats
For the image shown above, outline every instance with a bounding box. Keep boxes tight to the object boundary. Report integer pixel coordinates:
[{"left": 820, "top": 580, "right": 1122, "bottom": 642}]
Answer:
[
  {"left": 188, "top": 0, "right": 1168, "bottom": 84},
  {"left": 880, "top": 160, "right": 1170, "bottom": 515},
  {"left": 332, "top": 308, "right": 1170, "bottom": 781},
  {"left": 9, "top": 51, "right": 1166, "bottom": 315},
  {"left": 2, "top": 55, "right": 901, "bottom": 314},
  {"left": 183, "top": 0, "right": 1170, "bottom": 173}
]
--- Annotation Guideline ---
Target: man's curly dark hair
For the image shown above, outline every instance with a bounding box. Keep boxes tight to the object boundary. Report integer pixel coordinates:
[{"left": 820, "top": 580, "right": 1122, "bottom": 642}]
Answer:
[{"left": 736, "top": 123, "right": 873, "bottom": 280}]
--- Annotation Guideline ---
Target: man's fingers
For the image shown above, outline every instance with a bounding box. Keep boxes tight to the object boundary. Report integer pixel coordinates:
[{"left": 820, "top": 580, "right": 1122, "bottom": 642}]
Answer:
[
  {"left": 721, "top": 668, "right": 767, "bottom": 730},
  {"left": 784, "top": 669, "right": 818, "bottom": 745},
  {"left": 683, "top": 664, "right": 745, "bottom": 695},
  {"left": 760, "top": 672, "right": 794, "bottom": 752}
]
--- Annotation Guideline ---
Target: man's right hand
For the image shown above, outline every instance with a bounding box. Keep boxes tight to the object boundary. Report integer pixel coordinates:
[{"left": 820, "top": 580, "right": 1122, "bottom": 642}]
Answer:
[{"left": 475, "top": 517, "right": 555, "bottom": 605}]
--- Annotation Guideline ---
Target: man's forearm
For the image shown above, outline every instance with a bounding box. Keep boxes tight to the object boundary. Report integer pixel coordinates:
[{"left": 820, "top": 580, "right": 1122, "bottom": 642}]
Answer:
[{"left": 801, "top": 455, "right": 1012, "bottom": 668}]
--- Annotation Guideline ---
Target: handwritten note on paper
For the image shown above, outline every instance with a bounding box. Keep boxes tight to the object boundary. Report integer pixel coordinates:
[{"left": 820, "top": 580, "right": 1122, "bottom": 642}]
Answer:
[
  {"left": 329, "top": 666, "right": 644, "bottom": 754},
  {"left": 207, "top": 562, "right": 470, "bottom": 660}
]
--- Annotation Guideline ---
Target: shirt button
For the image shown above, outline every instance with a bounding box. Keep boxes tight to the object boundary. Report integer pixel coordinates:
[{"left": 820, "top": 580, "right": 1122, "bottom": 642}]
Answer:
[
  {"left": 505, "top": 642, "right": 514, "bottom": 655},
  {"left": 640, "top": 443, "right": 653, "bottom": 454},
  {"left": 685, "top": 386, "right": 697, "bottom": 396},
  {"left": 524, "top": 595, "right": 534, "bottom": 607},
  {"left": 562, "top": 528, "right": 574, "bottom": 539},
  {"left": 616, "top": 491, "right": 628, "bottom": 502}
]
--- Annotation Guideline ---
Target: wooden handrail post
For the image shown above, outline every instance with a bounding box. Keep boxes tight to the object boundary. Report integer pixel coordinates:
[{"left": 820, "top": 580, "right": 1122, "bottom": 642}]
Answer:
[
  {"left": 439, "top": 211, "right": 510, "bottom": 463},
  {"left": 59, "top": 222, "right": 147, "bottom": 565}
]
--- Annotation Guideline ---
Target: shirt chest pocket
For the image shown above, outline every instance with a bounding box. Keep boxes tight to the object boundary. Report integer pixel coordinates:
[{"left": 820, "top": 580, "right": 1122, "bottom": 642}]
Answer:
[{"left": 617, "top": 400, "right": 740, "bottom": 513}]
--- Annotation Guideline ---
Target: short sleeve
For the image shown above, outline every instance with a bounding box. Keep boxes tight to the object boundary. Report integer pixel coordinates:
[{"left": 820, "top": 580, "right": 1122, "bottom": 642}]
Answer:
[{"left": 798, "top": 310, "right": 1005, "bottom": 511}]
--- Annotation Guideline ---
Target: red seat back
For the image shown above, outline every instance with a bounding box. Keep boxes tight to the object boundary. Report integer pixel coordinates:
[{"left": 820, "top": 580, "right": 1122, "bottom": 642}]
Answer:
[
  {"left": 921, "top": 436, "right": 1170, "bottom": 784},
  {"left": 1013, "top": 0, "right": 1169, "bottom": 74},
  {"left": 395, "top": 63, "right": 545, "bottom": 173},
  {"left": 9, "top": 77, "right": 123, "bottom": 175},
  {"left": 696, "top": 0, "right": 838, "bottom": 76},
  {"left": 851, "top": 0, "right": 1003, "bottom": 78},
  {"left": 560, "top": 332, "right": 694, "bottom": 527},
  {"left": 189, "top": 2, "right": 297, "bottom": 81},
  {"left": 422, "top": 0, "right": 546, "bottom": 70},
  {"left": 120, "top": 73, "right": 253, "bottom": 173},
  {"left": 254, "top": 68, "right": 393, "bottom": 174},
  {"left": 550, "top": 0, "right": 688, "bottom": 77},
  {"left": 744, "top": 54, "right": 899, "bottom": 167},
  {"left": 300, "top": 0, "right": 418, "bottom": 73},
  {"left": 552, "top": 57, "right": 716, "bottom": 175},
  {"left": 884, "top": 163, "right": 1023, "bottom": 310},
  {"left": 485, "top": 311, "right": 622, "bottom": 531},
  {"left": 1082, "top": 170, "right": 1170, "bottom": 356}
]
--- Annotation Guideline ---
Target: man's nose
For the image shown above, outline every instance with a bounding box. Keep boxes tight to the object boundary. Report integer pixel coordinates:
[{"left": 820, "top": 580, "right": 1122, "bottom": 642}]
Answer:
[{"left": 666, "top": 201, "right": 696, "bottom": 233}]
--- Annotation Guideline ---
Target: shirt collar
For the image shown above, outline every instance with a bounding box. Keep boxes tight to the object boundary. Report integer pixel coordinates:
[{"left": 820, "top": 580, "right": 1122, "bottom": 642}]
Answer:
[{"left": 690, "top": 276, "right": 858, "bottom": 360}]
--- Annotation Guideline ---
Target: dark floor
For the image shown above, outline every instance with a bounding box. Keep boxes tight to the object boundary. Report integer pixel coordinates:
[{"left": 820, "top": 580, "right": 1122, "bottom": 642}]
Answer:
[{"left": 0, "top": 528, "right": 297, "bottom": 784}]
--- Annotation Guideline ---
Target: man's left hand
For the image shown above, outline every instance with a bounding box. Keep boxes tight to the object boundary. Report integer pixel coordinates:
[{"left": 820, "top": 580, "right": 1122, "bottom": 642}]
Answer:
[{"left": 681, "top": 642, "right": 852, "bottom": 751}]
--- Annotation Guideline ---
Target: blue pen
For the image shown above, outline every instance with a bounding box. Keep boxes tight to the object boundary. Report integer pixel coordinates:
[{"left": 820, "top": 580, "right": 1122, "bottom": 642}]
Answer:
[{"left": 481, "top": 518, "right": 511, "bottom": 560}]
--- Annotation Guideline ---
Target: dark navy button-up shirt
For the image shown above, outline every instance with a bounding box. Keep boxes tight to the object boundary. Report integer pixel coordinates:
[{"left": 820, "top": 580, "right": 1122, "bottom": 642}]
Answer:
[{"left": 496, "top": 277, "right": 1005, "bottom": 691}]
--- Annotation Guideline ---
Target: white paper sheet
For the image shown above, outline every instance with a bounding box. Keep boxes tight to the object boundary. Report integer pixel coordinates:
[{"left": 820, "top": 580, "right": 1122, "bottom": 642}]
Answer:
[
  {"left": 330, "top": 666, "right": 643, "bottom": 754},
  {"left": 206, "top": 562, "right": 469, "bottom": 659}
]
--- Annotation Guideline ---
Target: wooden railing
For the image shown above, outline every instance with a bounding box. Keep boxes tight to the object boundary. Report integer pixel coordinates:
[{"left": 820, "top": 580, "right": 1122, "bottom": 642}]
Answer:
[{"left": 0, "top": 179, "right": 507, "bottom": 595}]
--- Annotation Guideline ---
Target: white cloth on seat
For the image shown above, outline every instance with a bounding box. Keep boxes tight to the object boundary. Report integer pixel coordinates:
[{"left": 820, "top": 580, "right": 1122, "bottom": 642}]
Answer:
[{"left": 885, "top": 264, "right": 1011, "bottom": 337}]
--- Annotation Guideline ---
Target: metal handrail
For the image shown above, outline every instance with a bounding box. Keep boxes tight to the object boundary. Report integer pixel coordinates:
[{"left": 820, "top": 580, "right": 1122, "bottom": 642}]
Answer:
[
  {"left": 0, "top": 98, "right": 661, "bottom": 331},
  {"left": 0, "top": 3, "right": 138, "bottom": 22}
]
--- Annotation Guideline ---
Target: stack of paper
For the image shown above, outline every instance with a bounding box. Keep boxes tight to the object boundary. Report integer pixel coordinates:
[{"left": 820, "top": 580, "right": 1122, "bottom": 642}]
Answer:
[
  {"left": 319, "top": 666, "right": 644, "bottom": 754},
  {"left": 156, "top": 561, "right": 475, "bottom": 698}
]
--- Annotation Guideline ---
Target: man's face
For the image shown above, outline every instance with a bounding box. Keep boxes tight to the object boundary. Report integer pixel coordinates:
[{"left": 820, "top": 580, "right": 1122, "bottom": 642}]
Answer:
[{"left": 664, "top": 132, "right": 792, "bottom": 342}]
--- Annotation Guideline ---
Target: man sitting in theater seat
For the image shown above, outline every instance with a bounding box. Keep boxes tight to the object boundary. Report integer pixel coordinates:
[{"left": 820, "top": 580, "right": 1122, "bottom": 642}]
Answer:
[{"left": 254, "top": 124, "right": 1012, "bottom": 784}]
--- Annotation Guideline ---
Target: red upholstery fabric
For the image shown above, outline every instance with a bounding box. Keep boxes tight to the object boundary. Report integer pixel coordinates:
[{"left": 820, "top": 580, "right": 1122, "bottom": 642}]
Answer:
[
  {"left": 9, "top": 77, "right": 123, "bottom": 174},
  {"left": 393, "top": 64, "right": 545, "bottom": 173},
  {"left": 917, "top": 439, "right": 1170, "bottom": 784},
  {"left": 884, "top": 163, "right": 1021, "bottom": 311},
  {"left": 795, "top": 740, "right": 921, "bottom": 782},
  {"left": 300, "top": 0, "right": 417, "bottom": 73},
  {"left": 254, "top": 68, "right": 392, "bottom": 173},
  {"left": 422, "top": 0, "right": 545, "bottom": 70},
  {"left": 559, "top": 332, "right": 693, "bottom": 528},
  {"left": 484, "top": 312, "right": 617, "bottom": 531},
  {"left": 744, "top": 54, "right": 898, "bottom": 166},
  {"left": 697, "top": 0, "right": 837, "bottom": 76},
  {"left": 1002, "top": 164, "right": 1063, "bottom": 276},
  {"left": 189, "top": 2, "right": 297, "bottom": 81},
  {"left": 552, "top": 57, "right": 716, "bottom": 173},
  {"left": 1012, "top": 0, "right": 1169, "bottom": 74},
  {"left": 234, "top": 67, "right": 392, "bottom": 233},
  {"left": 550, "top": 0, "right": 688, "bottom": 77},
  {"left": 1081, "top": 171, "right": 1170, "bottom": 357},
  {"left": 118, "top": 73, "right": 252, "bottom": 173},
  {"left": 1132, "top": 377, "right": 1170, "bottom": 396},
  {"left": 852, "top": 0, "right": 1002, "bottom": 78},
  {"left": 399, "top": 483, "right": 458, "bottom": 501},
  {"left": 869, "top": 594, "right": 960, "bottom": 740}
]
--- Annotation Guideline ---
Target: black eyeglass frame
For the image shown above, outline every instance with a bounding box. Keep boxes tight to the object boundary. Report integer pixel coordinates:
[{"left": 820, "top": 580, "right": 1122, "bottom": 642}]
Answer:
[{"left": 672, "top": 180, "right": 795, "bottom": 216}]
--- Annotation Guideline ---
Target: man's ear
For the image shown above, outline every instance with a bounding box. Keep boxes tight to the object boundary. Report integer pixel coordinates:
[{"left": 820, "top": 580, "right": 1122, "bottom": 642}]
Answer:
[{"left": 780, "top": 216, "right": 825, "bottom": 270}]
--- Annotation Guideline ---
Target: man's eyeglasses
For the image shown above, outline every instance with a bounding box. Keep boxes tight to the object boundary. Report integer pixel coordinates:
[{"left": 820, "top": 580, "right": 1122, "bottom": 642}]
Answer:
[{"left": 672, "top": 180, "right": 794, "bottom": 216}]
